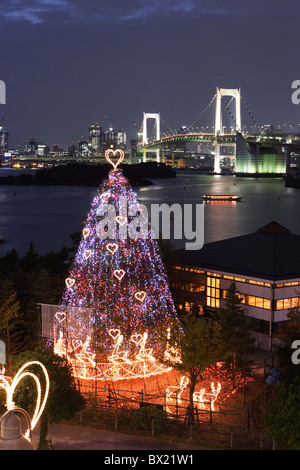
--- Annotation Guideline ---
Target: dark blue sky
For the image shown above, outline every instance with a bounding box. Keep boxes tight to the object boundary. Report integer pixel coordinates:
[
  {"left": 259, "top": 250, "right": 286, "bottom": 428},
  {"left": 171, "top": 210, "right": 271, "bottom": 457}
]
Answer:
[{"left": 1, "top": 0, "right": 300, "bottom": 149}]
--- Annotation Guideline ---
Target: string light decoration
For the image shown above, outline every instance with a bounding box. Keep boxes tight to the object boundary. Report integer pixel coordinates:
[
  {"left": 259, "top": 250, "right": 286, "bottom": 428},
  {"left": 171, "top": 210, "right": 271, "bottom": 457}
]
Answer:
[
  {"left": 166, "top": 376, "right": 189, "bottom": 403},
  {"left": 0, "top": 362, "right": 50, "bottom": 441},
  {"left": 53, "top": 149, "right": 179, "bottom": 381},
  {"left": 193, "top": 382, "right": 222, "bottom": 411}
]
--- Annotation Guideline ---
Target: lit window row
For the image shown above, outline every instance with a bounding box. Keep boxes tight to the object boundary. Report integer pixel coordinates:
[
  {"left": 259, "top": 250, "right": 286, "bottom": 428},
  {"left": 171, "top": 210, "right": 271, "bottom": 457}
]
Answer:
[
  {"left": 276, "top": 297, "right": 300, "bottom": 310},
  {"left": 276, "top": 281, "right": 300, "bottom": 288},
  {"left": 223, "top": 275, "right": 270, "bottom": 287},
  {"left": 221, "top": 291, "right": 271, "bottom": 309},
  {"left": 174, "top": 265, "right": 300, "bottom": 290},
  {"left": 173, "top": 265, "right": 204, "bottom": 274},
  {"left": 171, "top": 281, "right": 205, "bottom": 292}
]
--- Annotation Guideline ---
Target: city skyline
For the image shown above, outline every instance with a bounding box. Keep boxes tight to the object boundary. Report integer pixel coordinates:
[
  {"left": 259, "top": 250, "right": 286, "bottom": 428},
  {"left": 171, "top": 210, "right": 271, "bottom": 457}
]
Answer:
[{"left": 1, "top": 0, "right": 300, "bottom": 149}]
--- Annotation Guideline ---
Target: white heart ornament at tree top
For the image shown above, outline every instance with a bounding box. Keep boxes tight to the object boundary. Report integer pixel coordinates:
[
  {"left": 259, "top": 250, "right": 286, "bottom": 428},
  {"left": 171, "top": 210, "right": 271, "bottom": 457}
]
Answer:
[
  {"left": 113, "top": 269, "right": 125, "bottom": 281},
  {"left": 65, "top": 277, "right": 75, "bottom": 288},
  {"left": 134, "top": 291, "right": 147, "bottom": 302},
  {"left": 105, "top": 149, "right": 125, "bottom": 169},
  {"left": 106, "top": 243, "right": 118, "bottom": 254}
]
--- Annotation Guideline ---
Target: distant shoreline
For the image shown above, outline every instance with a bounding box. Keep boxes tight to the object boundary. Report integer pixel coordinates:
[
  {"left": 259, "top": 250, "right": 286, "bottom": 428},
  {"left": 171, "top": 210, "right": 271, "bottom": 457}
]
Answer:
[{"left": 0, "top": 162, "right": 176, "bottom": 187}]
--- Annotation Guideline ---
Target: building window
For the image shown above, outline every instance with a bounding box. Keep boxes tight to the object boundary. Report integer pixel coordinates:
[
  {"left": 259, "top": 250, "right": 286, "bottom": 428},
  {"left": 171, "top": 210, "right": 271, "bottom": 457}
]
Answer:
[
  {"left": 207, "top": 276, "right": 220, "bottom": 308},
  {"left": 276, "top": 297, "right": 300, "bottom": 310},
  {"left": 247, "top": 296, "right": 270, "bottom": 309},
  {"left": 221, "top": 292, "right": 270, "bottom": 309}
]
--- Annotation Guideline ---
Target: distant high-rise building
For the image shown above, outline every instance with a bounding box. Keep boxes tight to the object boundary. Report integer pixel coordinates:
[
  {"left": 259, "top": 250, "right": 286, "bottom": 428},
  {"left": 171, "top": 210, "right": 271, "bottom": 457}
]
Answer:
[
  {"left": 37, "top": 144, "right": 50, "bottom": 156},
  {"left": 88, "top": 121, "right": 101, "bottom": 153},
  {"left": 100, "top": 127, "right": 127, "bottom": 152},
  {"left": 26, "top": 137, "right": 38, "bottom": 154},
  {"left": 0, "top": 128, "right": 8, "bottom": 155},
  {"left": 68, "top": 144, "right": 77, "bottom": 157},
  {"left": 52, "top": 143, "right": 64, "bottom": 157},
  {"left": 79, "top": 140, "right": 89, "bottom": 156}
]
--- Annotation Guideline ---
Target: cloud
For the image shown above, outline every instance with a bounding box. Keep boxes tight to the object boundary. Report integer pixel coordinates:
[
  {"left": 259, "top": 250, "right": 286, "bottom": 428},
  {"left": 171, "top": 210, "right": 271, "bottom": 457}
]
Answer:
[
  {"left": 1, "top": 0, "right": 75, "bottom": 24},
  {"left": 0, "top": 0, "right": 238, "bottom": 25}
]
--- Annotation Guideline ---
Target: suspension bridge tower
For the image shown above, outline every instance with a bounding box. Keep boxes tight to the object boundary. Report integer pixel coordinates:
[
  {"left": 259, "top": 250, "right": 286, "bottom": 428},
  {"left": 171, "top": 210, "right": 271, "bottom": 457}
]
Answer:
[
  {"left": 214, "top": 88, "right": 241, "bottom": 173},
  {"left": 142, "top": 112, "right": 160, "bottom": 163}
]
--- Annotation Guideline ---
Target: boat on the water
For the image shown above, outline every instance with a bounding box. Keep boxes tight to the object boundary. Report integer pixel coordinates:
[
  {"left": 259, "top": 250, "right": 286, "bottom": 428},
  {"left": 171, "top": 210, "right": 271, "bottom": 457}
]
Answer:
[{"left": 202, "top": 195, "right": 244, "bottom": 201}]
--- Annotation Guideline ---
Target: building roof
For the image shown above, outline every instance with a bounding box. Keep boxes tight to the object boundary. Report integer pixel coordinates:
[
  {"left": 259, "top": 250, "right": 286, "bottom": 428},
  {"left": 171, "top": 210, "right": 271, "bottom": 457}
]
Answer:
[{"left": 174, "top": 221, "right": 300, "bottom": 281}]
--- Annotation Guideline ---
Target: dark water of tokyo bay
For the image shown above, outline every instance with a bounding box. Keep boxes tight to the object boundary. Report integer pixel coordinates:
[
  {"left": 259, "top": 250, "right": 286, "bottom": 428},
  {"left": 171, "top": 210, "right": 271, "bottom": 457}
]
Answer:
[{"left": 0, "top": 168, "right": 300, "bottom": 257}]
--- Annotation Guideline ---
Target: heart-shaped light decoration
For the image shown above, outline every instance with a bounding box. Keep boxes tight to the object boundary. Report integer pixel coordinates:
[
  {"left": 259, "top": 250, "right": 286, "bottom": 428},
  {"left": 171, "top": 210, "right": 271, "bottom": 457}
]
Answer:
[
  {"left": 109, "top": 329, "right": 121, "bottom": 341},
  {"left": 65, "top": 277, "right": 75, "bottom": 288},
  {"left": 115, "top": 215, "right": 127, "bottom": 226},
  {"left": 0, "top": 361, "right": 50, "bottom": 440},
  {"left": 135, "top": 291, "right": 146, "bottom": 302},
  {"left": 106, "top": 243, "right": 118, "bottom": 255},
  {"left": 131, "top": 334, "right": 143, "bottom": 345},
  {"left": 105, "top": 149, "right": 125, "bottom": 170},
  {"left": 82, "top": 228, "right": 90, "bottom": 239},
  {"left": 84, "top": 249, "right": 91, "bottom": 260},
  {"left": 100, "top": 191, "right": 111, "bottom": 202},
  {"left": 55, "top": 311, "right": 66, "bottom": 323},
  {"left": 113, "top": 269, "right": 125, "bottom": 281}
]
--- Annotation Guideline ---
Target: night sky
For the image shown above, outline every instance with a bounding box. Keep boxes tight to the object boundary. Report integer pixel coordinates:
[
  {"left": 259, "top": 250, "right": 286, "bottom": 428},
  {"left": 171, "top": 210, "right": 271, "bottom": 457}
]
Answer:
[{"left": 1, "top": 0, "right": 300, "bottom": 150}]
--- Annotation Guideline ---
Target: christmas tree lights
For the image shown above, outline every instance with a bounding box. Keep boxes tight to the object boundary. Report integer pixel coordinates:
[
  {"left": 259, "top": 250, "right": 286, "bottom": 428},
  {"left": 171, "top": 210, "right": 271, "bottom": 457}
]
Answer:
[{"left": 54, "top": 150, "right": 179, "bottom": 381}]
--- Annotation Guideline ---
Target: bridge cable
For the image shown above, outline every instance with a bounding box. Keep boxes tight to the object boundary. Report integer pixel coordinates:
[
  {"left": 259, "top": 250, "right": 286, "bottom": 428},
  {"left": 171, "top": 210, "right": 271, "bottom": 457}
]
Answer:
[
  {"left": 186, "top": 94, "right": 216, "bottom": 132},
  {"left": 238, "top": 90, "right": 261, "bottom": 133},
  {"left": 220, "top": 94, "right": 242, "bottom": 132},
  {"left": 160, "top": 116, "right": 174, "bottom": 135}
]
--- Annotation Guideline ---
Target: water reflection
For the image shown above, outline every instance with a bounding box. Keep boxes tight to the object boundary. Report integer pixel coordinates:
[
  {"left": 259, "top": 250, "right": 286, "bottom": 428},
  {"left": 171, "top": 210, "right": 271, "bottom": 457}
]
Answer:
[{"left": 0, "top": 171, "right": 299, "bottom": 256}]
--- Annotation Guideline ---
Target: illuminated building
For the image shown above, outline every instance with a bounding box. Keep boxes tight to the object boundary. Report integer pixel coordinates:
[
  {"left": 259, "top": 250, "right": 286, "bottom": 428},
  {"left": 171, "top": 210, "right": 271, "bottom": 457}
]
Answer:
[
  {"left": 235, "top": 133, "right": 286, "bottom": 174},
  {"left": 172, "top": 221, "right": 300, "bottom": 351},
  {"left": 88, "top": 121, "right": 101, "bottom": 153},
  {"left": 100, "top": 128, "right": 127, "bottom": 152},
  {"left": 0, "top": 129, "right": 8, "bottom": 155},
  {"left": 26, "top": 137, "right": 38, "bottom": 155},
  {"left": 37, "top": 144, "right": 50, "bottom": 156},
  {"left": 78, "top": 140, "right": 89, "bottom": 156}
]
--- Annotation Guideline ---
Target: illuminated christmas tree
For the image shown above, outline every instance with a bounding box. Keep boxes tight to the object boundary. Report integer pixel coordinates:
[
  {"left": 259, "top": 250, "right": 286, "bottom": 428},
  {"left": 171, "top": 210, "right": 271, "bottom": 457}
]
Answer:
[{"left": 54, "top": 150, "right": 179, "bottom": 380}]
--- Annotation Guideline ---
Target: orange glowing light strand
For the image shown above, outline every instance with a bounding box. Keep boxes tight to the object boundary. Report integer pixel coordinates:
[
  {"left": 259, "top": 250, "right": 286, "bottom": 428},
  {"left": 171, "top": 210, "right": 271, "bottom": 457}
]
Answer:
[
  {"left": 166, "top": 376, "right": 189, "bottom": 403},
  {"left": 54, "top": 327, "right": 172, "bottom": 381},
  {"left": 0, "top": 361, "right": 50, "bottom": 441},
  {"left": 193, "top": 382, "right": 221, "bottom": 411}
]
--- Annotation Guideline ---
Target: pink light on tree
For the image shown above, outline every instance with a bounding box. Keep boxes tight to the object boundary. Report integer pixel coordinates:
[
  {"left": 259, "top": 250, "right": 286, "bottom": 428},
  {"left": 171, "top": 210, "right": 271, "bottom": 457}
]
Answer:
[{"left": 53, "top": 150, "right": 179, "bottom": 380}]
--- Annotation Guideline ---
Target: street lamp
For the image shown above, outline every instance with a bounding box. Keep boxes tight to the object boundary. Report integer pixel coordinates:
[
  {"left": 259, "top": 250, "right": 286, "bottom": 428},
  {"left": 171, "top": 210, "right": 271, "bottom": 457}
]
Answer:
[
  {"left": 0, "top": 408, "right": 35, "bottom": 450},
  {"left": 0, "top": 355, "right": 50, "bottom": 450}
]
